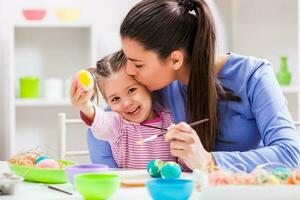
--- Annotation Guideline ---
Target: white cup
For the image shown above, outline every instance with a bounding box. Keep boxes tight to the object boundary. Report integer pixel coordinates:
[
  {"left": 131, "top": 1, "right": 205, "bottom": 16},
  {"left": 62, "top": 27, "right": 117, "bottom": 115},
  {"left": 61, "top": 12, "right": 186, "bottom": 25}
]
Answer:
[
  {"left": 45, "top": 78, "right": 63, "bottom": 100},
  {"left": 64, "top": 78, "right": 72, "bottom": 99}
]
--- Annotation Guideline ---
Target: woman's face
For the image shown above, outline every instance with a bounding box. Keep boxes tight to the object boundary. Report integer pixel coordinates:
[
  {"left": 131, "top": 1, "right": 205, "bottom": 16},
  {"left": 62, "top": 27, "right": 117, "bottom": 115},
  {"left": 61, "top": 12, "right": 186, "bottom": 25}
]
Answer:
[{"left": 122, "top": 37, "right": 177, "bottom": 91}]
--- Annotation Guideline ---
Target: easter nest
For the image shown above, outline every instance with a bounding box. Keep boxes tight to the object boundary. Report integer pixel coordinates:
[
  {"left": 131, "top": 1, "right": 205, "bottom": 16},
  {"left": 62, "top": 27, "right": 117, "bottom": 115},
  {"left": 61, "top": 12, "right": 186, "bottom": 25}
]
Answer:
[{"left": 8, "top": 149, "right": 75, "bottom": 184}]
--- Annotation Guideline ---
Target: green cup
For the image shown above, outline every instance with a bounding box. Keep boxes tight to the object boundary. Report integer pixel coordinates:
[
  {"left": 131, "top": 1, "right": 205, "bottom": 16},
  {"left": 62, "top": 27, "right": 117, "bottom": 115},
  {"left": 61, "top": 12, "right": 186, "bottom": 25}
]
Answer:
[
  {"left": 74, "top": 173, "right": 120, "bottom": 200},
  {"left": 19, "top": 77, "right": 39, "bottom": 98}
]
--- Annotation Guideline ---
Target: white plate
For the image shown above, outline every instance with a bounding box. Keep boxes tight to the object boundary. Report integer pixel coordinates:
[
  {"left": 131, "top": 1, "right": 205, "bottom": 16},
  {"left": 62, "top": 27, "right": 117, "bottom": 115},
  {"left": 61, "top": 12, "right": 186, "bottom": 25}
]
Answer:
[{"left": 105, "top": 169, "right": 193, "bottom": 187}]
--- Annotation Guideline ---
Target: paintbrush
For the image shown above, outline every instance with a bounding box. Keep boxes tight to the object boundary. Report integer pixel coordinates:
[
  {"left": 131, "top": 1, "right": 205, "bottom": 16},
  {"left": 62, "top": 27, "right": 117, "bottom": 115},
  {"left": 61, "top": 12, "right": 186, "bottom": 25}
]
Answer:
[
  {"left": 47, "top": 185, "right": 72, "bottom": 195},
  {"left": 137, "top": 118, "right": 209, "bottom": 144}
]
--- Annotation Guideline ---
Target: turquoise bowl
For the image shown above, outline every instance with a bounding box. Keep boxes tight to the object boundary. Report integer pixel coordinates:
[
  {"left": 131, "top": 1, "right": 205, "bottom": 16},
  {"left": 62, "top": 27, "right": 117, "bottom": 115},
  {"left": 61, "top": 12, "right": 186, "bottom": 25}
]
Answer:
[{"left": 146, "top": 178, "right": 193, "bottom": 200}]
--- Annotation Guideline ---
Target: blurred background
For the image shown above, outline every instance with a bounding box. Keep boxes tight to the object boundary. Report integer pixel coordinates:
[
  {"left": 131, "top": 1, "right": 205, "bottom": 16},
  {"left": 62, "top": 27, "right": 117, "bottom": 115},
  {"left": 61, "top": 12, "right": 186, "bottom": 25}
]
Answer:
[{"left": 0, "top": 0, "right": 298, "bottom": 162}]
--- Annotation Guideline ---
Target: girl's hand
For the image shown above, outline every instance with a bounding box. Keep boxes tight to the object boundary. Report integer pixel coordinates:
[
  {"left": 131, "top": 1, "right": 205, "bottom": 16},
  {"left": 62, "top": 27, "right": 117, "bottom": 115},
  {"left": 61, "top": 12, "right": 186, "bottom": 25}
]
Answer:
[
  {"left": 165, "top": 122, "right": 214, "bottom": 170},
  {"left": 70, "top": 79, "right": 94, "bottom": 120}
]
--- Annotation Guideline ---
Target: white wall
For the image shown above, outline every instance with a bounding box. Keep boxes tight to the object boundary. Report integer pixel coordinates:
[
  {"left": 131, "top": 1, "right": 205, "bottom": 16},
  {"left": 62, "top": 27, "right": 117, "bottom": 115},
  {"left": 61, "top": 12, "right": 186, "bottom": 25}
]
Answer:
[
  {"left": 231, "top": 0, "right": 297, "bottom": 81},
  {"left": 0, "top": 0, "right": 5, "bottom": 159},
  {"left": 210, "top": 0, "right": 232, "bottom": 54},
  {"left": 0, "top": 0, "right": 13, "bottom": 159},
  {"left": 93, "top": 0, "right": 140, "bottom": 59}
]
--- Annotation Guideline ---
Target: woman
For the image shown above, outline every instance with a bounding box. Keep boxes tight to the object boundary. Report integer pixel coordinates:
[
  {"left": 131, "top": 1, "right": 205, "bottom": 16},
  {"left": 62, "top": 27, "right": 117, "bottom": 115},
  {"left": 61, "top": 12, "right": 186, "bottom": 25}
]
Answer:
[{"left": 118, "top": 0, "right": 300, "bottom": 172}]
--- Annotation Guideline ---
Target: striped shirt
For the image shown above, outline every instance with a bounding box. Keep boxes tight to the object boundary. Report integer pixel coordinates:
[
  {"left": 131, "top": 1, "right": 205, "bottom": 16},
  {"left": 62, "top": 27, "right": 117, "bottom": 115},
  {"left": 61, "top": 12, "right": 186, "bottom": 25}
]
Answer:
[{"left": 82, "top": 106, "right": 177, "bottom": 169}]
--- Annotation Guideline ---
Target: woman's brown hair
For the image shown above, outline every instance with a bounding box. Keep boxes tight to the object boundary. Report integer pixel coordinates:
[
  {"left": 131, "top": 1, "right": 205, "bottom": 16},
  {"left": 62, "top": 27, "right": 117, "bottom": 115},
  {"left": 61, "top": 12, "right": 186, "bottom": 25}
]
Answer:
[{"left": 120, "top": 0, "right": 240, "bottom": 151}]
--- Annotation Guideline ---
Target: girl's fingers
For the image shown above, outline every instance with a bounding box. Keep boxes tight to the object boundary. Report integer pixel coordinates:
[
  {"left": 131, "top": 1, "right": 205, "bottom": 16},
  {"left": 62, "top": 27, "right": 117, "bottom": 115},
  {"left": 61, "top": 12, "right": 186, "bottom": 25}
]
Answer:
[
  {"left": 70, "top": 80, "right": 82, "bottom": 104},
  {"left": 73, "top": 88, "right": 82, "bottom": 103},
  {"left": 70, "top": 79, "right": 77, "bottom": 98},
  {"left": 78, "top": 91, "right": 93, "bottom": 104},
  {"left": 70, "top": 76, "right": 94, "bottom": 112},
  {"left": 82, "top": 90, "right": 94, "bottom": 99}
]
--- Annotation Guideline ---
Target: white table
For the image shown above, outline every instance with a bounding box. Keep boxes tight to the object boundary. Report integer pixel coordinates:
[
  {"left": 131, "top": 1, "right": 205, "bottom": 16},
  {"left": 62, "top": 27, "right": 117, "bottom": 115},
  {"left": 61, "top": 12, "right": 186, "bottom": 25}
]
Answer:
[
  {"left": 0, "top": 161, "right": 198, "bottom": 200},
  {"left": 4, "top": 161, "right": 300, "bottom": 200}
]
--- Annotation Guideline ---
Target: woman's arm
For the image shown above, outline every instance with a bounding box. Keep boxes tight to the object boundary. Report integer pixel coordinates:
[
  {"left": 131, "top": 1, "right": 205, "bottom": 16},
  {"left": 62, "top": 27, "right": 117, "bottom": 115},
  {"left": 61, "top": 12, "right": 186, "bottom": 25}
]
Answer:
[
  {"left": 165, "top": 62, "right": 300, "bottom": 172},
  {"left": 212, "top": 62, "right": 300, "bottom": 172}
]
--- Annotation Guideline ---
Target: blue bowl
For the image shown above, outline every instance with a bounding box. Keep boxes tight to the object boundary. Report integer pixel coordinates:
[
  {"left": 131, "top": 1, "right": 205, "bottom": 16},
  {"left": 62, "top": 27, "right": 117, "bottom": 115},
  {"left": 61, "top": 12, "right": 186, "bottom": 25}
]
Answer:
[{"left": 146, "top": 179, "right": 193, "bottom": 200}]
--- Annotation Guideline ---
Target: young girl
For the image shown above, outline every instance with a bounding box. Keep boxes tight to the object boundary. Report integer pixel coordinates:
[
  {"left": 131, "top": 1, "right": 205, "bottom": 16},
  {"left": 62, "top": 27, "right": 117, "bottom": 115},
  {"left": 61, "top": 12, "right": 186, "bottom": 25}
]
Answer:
[{"left": 70, "top": 50, "right": 178, "bottom": 169}]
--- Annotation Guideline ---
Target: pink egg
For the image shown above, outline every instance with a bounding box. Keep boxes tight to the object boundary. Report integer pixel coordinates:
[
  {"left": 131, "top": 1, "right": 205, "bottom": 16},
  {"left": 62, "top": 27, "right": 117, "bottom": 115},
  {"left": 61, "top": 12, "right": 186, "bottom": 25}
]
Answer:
[{"left": 35, "top": 159, "right": 60, "bottom": 169}]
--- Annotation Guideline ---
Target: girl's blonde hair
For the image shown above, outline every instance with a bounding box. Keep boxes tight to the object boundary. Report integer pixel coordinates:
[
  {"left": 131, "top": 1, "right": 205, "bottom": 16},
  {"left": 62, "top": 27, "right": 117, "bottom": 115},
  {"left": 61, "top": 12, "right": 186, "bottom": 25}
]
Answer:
[{"left": 87, "top": 50, "right": 127, "bottom": 105}]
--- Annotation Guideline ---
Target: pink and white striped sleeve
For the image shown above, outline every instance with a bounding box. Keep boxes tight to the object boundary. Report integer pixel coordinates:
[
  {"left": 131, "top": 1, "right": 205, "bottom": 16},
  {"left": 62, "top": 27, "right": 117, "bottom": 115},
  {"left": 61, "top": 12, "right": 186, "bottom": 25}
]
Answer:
[{"left": 82, "top": 106, "right": 124, "bottom": 142}]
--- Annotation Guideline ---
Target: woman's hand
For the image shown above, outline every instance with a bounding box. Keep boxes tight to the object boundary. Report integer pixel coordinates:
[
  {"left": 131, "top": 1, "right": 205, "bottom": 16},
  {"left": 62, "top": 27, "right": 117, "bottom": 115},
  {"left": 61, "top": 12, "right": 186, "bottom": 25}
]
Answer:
[
  {"left": 70, "top": 79, "right": 95, "bottom": 120},
  {"left": 165, "top": 122, "right": 214, "bottom": 170}
]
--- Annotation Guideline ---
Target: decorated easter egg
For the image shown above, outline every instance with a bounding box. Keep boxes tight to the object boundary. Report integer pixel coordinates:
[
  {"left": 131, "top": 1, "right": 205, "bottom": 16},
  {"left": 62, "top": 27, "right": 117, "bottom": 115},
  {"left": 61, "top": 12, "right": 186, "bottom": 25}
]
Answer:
[
  {"left": 272, "top": 167, "right": 291, "bottom": 181},
  {"left": 35, "top": 156, "right": 49, "bottom": 164},
  {"left": 25, "top": 154, "right": 36, "bottom": 165},
  {"left": 77, "top": 70, "right": 94, "bottom": 91},
  {"left": 254, "top": 174, "right": 281, "bottom": 185},
  {"left": 35, "top": 159, "right": 60, "bottom": 169},
  {"left": 287, "top": 170, "right": 300, "bottom": 184},
  {"left": 147, "top": 159, "right": 164, "bottom": 178},
  {"left": 208, "top": 170, "right": 231, "bottom": 185},
  {"left": 160, "top": 162, "right": 182, "bottom": 179}
]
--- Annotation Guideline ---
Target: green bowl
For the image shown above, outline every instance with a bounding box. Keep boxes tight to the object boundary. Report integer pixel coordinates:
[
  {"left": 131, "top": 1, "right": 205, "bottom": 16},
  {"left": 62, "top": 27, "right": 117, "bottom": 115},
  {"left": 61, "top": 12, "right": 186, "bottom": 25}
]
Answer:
[
  {"left": 9, "top": 160, "right": 74, "bottom": 184},
  {"left": 75, "top": 173, "right": 120, "bottom": 200}
]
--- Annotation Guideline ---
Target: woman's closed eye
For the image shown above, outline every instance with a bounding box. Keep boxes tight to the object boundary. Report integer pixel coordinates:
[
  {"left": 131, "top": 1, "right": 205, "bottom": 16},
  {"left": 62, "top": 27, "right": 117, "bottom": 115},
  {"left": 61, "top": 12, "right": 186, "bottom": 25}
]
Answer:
[{"left": 134, "top": 63, "right": 143, "bottom": 68}]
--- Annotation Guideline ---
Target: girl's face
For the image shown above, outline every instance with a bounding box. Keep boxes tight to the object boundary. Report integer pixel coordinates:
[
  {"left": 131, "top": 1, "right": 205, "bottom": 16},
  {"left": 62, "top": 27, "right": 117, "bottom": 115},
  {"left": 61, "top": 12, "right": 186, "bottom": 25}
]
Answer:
[
  {"left": 101, "top": 68, "right": 153, "bottom": 123},
  {"left": 122, "top": 37, "right": 177, "bottom": 91}
]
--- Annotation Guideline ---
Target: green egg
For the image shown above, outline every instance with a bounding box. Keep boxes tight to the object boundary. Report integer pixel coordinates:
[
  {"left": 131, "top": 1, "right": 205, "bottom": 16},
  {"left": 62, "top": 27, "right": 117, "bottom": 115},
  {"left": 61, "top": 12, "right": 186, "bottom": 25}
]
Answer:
[
  {"left": 147, "top": 159, "right": 164, "bottom": 178},
  {"left": 160, "top": 162, "right": 182, "bottom": 179}
]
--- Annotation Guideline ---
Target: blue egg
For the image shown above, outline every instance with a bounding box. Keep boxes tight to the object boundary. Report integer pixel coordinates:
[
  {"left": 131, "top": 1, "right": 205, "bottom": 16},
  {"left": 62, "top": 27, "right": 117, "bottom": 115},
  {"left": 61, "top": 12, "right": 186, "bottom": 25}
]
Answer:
[
  {"left": 147, "top": 159, "right": 164, "bottom": 178},
  {"left": 35, "top": 156, "right": 49, "bottom": 164},
  {"left": 160, "top": 162, "right": 182, "bottom": 179}
]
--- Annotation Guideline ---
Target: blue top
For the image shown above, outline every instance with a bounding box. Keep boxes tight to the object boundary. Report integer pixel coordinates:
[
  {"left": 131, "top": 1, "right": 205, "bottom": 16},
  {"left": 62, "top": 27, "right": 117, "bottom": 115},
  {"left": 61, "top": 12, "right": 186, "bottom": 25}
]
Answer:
[{"left": 155, "top": 53, "right": 300, "bottom": 172}]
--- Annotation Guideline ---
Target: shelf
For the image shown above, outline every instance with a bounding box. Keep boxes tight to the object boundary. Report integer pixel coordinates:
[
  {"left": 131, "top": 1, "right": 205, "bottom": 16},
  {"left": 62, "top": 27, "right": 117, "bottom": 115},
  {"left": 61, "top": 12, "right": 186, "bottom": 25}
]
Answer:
[
  {"left": 14, "top": 22, "right": 93, "bottom": 28},
  {"left": 281, "top": 86, "right": 299, "bottom": 94},
  {"left": 15, "top": 99, "right": 71, "bottom": 107}
]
